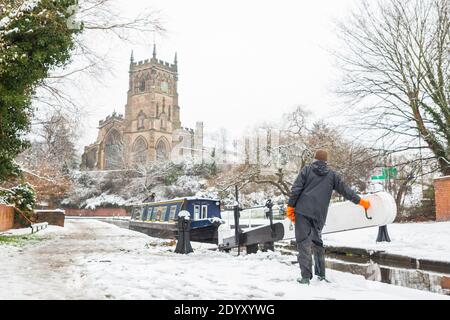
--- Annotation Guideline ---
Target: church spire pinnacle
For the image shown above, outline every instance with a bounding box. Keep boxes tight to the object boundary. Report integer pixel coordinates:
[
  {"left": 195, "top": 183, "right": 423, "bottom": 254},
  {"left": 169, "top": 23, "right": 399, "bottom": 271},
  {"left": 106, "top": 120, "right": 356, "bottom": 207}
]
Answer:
[
  {"left": 174, "top": 52, "right": 178, "bottom": 65},
  {"left": 152, "top": 43, "right": 157, "bottom": 59},
  {"left": 130, "top": 50, "right": 134, "bottom": 64}
]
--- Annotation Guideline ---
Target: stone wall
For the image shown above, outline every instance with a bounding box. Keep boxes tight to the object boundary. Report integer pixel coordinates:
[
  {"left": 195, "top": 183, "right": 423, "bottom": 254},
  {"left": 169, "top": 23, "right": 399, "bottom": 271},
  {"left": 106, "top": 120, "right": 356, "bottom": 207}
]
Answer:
[
  {"left": 34, "top": 210, "right": 65, "bottom": 227},
  {"left": 64, "top": 207, "right": 129, "bottom": 217},
  {"left": 0, "top": 204, "right": 14, "bottom": 232},
  {"left": 434, "top": 176, "right": 450, "bottom": 222}
]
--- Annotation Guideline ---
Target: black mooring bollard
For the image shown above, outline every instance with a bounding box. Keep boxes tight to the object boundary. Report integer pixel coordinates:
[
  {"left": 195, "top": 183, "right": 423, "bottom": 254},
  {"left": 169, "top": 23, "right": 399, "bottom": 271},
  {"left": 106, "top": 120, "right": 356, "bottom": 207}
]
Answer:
[
  {"left": 175, "top": 214, "right": 193, "bottom": 254},
  {"left": 376, "top": 225, "right": 391, "bottom": 242},
  {"left": 262, "top": 242, "right": 275, "bottom": 252},
  {"left": 246, "top": 243, "right": 258, "bottom": 254}
]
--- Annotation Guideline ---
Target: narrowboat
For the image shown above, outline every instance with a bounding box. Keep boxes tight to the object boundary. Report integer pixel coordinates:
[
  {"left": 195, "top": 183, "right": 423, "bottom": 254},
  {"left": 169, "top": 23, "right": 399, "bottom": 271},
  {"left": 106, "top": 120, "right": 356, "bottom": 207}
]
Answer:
[{"left": 129, "top": 197, "right": 224, "bottom": 244}]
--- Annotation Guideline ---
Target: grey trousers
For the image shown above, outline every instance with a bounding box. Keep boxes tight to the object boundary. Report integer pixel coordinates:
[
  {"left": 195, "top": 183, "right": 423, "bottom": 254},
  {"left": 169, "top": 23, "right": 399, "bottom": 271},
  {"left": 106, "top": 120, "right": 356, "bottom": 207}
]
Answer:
[{"left": 295, "top": 214, "right": 326, "bottom": 280}]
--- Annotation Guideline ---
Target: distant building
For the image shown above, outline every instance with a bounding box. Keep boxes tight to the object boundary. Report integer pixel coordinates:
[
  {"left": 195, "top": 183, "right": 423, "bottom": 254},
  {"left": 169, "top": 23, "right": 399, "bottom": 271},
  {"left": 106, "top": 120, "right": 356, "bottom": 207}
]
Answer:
[{"left": 81, "top": 45, "right": 204, "bottom": 170}]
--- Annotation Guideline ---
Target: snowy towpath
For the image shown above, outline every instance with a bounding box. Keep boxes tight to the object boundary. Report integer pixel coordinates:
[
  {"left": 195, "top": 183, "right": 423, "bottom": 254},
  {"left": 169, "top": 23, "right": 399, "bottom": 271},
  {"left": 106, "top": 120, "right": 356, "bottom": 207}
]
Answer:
[{"left": 0, "top": 220, "right": 448, "bottom": 300}]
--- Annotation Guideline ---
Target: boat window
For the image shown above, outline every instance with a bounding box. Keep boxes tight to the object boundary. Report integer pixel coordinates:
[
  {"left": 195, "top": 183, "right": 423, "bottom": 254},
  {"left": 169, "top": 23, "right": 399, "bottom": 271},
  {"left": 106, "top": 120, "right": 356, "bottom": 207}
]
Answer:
[
  {"left": 142, "top": 206, "right": 149, "bottom": 221},
  {"left": 148, "top": 206, "right": 155, "bottom": 220},
  {"left": 134, "top": 206, "right": 142, "bottom": 220},
  {"left": 140, "top": 206, "right": 146, "bottom": 221},
  {"left": 194, "top": 205, "right": 200, "bottom": 220},
  {"left": 155, "top": 206, "right": 167, "bottom": 221},
  {"left": 201, "top": 205, "right": 208, "bottom": 219},
  {"left": 169, "top": 205, "right": 178, "bottom": 221},
  {"left": 162, "top": 206, "right": 170, "bottom": 221},
  {"left": 131, "top": 207, "right": 138, "bottom": 220}
]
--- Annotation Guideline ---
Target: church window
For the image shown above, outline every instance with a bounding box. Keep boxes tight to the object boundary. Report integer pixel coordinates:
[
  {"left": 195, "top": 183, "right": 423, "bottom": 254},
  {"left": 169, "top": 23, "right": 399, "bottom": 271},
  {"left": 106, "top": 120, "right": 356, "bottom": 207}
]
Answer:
[
  {"left": 104, "top": 129, "right": 123, "bottom": 170},
  {"left": 132, "top": 137, "right": 148, "bottom": 166},
  {"left": 156, "top": 139, "right": 169, "bottom": 161},
  {"left": 85, "top": 147, "right": 98, "bottom": 170},
  {"left": 137, "top": 112, "right": 145, "bottom": 130},
  {"left": 139, "top": 79, "right": 146, "bottom": 92}
]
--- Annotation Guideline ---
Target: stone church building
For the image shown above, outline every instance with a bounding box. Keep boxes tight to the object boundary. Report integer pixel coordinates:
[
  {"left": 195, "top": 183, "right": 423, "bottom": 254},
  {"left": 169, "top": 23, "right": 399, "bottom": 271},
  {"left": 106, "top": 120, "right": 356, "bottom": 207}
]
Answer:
[{"left": 81, "top": 46, "right": 204, "bottom": 170}]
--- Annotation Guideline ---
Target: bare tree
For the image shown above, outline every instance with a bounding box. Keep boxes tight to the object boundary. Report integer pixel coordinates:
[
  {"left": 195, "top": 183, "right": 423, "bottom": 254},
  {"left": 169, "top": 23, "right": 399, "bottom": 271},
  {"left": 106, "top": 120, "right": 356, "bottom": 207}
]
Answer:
[
  {"left": 19, "top": 110, "right": 79, "bottom": 170},
  {"left": 32, "top": 0, "right": 165, "bottom": 122},
  {"left": 335, "top": 0, "right": 450, "bottom": 175},
  {"left": 216, "top": 107, "right": 376, "bottom": 198},
  {"left": 13, "top": 110, "right": 80, "bottom": 207}
]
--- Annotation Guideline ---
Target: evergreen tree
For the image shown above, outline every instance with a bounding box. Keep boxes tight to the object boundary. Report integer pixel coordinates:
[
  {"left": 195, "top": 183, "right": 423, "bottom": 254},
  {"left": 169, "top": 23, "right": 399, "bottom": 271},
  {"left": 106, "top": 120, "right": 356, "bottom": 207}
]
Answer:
[{"left": 0, "top": 0, "right": 81, "bottom": 181}]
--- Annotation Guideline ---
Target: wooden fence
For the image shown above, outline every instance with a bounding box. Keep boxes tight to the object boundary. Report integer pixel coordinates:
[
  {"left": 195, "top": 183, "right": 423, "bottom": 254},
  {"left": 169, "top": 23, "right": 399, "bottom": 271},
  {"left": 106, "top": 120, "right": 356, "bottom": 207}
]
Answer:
[{"left": 0, "top": 204, "right": 14, "bottom": 232}]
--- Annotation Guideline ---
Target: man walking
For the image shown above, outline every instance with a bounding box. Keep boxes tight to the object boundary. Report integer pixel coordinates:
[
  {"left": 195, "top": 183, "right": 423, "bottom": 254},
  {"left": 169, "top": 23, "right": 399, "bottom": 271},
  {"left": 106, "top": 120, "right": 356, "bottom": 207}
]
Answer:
[{"left": 286, "top": 149, "right": 371, "bottom": 284}]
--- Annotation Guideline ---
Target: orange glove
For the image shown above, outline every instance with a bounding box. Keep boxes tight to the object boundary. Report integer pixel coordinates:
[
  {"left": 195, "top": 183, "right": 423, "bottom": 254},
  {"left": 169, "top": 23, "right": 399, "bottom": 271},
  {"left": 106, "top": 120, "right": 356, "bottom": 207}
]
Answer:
[
  {"left": 359, "top": 198, "right": 371, "bottom": 210},
  {"left": 286, "top": 206, "right": 296, "bottom": 223}
]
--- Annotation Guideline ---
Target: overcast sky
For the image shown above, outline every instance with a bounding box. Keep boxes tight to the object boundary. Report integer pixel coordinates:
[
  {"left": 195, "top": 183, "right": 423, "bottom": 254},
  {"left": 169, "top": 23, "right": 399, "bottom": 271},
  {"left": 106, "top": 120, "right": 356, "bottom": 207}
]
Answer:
[{"left": 71, "top": 0, "right": 358, "bottom": 150}]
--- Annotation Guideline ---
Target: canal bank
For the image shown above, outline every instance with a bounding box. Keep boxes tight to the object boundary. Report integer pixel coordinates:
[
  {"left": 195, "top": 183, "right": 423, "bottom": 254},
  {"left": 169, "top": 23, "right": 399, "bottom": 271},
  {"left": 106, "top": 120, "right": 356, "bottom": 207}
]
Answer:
[
  {"left": 277, "top": 241, "right": 450, "bottom": 296},
  {"left": 76, "top": 217, "right": 450, "bottom": 297},
  {"left": 1, "top": 220, "right": 447, "bottom": 299}
]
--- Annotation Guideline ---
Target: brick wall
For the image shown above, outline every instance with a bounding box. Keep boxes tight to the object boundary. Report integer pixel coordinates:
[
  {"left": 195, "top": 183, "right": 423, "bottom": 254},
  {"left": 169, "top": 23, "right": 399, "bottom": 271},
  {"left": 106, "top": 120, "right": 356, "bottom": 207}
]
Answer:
[
  {"left": 64, "top": 207, "right": 129, "bottom": 217},
  {"left": 0, "top": 204, "right": 14, "bottom": 232},
  {"left": 434, "top": 176, "right": 450, "bottom": 222},
  {"left": 34, "top": 210, "right": 65, "bottom": 227}
]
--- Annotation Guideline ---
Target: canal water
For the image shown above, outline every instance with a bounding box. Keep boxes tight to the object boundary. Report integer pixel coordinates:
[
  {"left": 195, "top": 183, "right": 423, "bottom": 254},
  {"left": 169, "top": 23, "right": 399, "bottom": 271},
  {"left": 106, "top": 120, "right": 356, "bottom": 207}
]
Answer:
[
  {"left": 279, "top": 246, "right": 450, "bottom": 296},
  {"left": 325, "top": 254, "right": 450, "bottom": 296}
]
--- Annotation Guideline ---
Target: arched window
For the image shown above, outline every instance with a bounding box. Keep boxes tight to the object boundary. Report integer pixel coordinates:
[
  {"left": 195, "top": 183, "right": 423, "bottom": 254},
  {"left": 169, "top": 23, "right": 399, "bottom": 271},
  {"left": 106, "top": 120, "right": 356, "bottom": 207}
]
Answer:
[
  {"left": 160, "top": 112, "right": 167, "bottom": 131},
  {"left": 132, "top": 136, "right": 148, "bottom": 165},
  {"left": 84, "top": 147, "right": 98, "bottom": 170},
  {"left": 137, "top": 111, "right": 145, "bottom": 130},
  {"left": 134, "top": 76, "right": 142, "bottom": 94},
  {"left": 139, "top": 79, "right": 146, "bottom": 92},
  {"left": 104, "top": 129, "right": 123, "bottom": 169},
  {"left": 156, "top": 139, "right": 169, "bottom": 161}
]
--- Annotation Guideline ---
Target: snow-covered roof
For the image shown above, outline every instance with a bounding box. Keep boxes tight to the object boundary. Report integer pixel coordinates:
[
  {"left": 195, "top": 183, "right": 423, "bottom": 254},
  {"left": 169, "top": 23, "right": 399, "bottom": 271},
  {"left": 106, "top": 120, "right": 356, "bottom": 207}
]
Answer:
[
  {"left": 137, "top": 197, "right": 221, "bottom": 206},
  {"left": 171, "top": 197, "right": 220, "bottom": 202},
  {"left": 34, "top": 209, "right": 65, "bottom": 214}
]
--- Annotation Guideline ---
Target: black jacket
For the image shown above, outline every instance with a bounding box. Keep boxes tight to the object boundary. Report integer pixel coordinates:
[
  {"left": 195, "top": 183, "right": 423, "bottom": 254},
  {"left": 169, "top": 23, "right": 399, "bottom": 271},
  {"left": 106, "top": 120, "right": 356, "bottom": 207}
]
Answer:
[{"left": 287, "top": 161, "right": 361, "bottom": 229}]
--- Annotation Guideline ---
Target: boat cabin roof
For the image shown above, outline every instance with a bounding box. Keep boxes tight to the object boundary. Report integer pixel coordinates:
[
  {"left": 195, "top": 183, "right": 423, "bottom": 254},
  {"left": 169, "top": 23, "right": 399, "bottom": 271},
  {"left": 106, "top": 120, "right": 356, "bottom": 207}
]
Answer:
[{"left": 135, "top": 197, "right": 220, "bottom": 207}]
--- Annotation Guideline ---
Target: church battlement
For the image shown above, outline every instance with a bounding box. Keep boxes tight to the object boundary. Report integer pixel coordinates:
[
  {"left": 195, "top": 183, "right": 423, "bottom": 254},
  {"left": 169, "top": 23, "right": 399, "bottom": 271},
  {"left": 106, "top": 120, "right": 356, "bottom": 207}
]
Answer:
[
  {"left": 130, "top": 44, "right": 178, "bottom": 73},
  {"left": 98, "top": 112, "right": 124, "bottom": 127},
  {"left": 181, "top": 127, "right": 195, "bottom": 133},
  {"left": 131, "top": 59, "right": 177, "bottom": 72}
]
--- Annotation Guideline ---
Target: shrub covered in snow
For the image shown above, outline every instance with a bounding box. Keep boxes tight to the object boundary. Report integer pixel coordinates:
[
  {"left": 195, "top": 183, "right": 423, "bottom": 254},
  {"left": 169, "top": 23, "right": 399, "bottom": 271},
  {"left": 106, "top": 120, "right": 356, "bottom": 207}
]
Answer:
[
  {"left": 83, "top": 193, "right": 128, "bottom": 210},
  {"left": 165, "top": 175, "right": 206, "bottom": 199},
  {"left": 62, "top": 161, "right": 221, "bottom": 209},
  {"left": 0, "top": 182, "right": 36, "bottom": 212}
]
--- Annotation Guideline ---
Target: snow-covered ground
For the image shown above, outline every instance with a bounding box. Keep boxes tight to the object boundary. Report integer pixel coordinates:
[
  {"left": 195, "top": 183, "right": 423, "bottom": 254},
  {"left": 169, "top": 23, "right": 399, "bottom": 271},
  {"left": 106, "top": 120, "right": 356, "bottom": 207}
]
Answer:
[
  {"left": 0, "top": 220, "right": 448, "bottom": 300},
  {"left": 323, "top": 221, "right": 450, "bottom": 263}
]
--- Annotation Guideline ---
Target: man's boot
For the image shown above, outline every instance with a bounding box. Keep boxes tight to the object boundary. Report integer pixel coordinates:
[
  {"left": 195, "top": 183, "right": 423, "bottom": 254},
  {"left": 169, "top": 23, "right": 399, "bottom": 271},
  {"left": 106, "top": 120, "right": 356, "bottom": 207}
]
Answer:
[
  {"left": 317, "top": 276, "right": 331, "bottom": 283},
  {"left": 297, "top": 277, "right": 310, "bottom": 285}
]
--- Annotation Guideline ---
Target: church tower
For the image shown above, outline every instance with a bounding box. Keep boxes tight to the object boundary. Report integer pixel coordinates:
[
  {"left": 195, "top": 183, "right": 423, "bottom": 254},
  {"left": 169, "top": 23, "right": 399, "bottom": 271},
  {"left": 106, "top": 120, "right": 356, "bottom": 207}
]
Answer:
[
  {"left": 80, "top": 46, "right": 203, "bottom": 171},
  {"left": 124, "top": 45, "right": 181, "bottom": 164}
]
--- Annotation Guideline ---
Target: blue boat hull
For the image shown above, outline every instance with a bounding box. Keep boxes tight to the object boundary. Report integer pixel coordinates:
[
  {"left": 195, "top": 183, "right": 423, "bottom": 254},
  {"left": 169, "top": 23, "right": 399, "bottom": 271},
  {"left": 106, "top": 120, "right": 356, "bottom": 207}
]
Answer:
[{"left": 129, "top": 220, "right": 220, "bottom": 244}]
